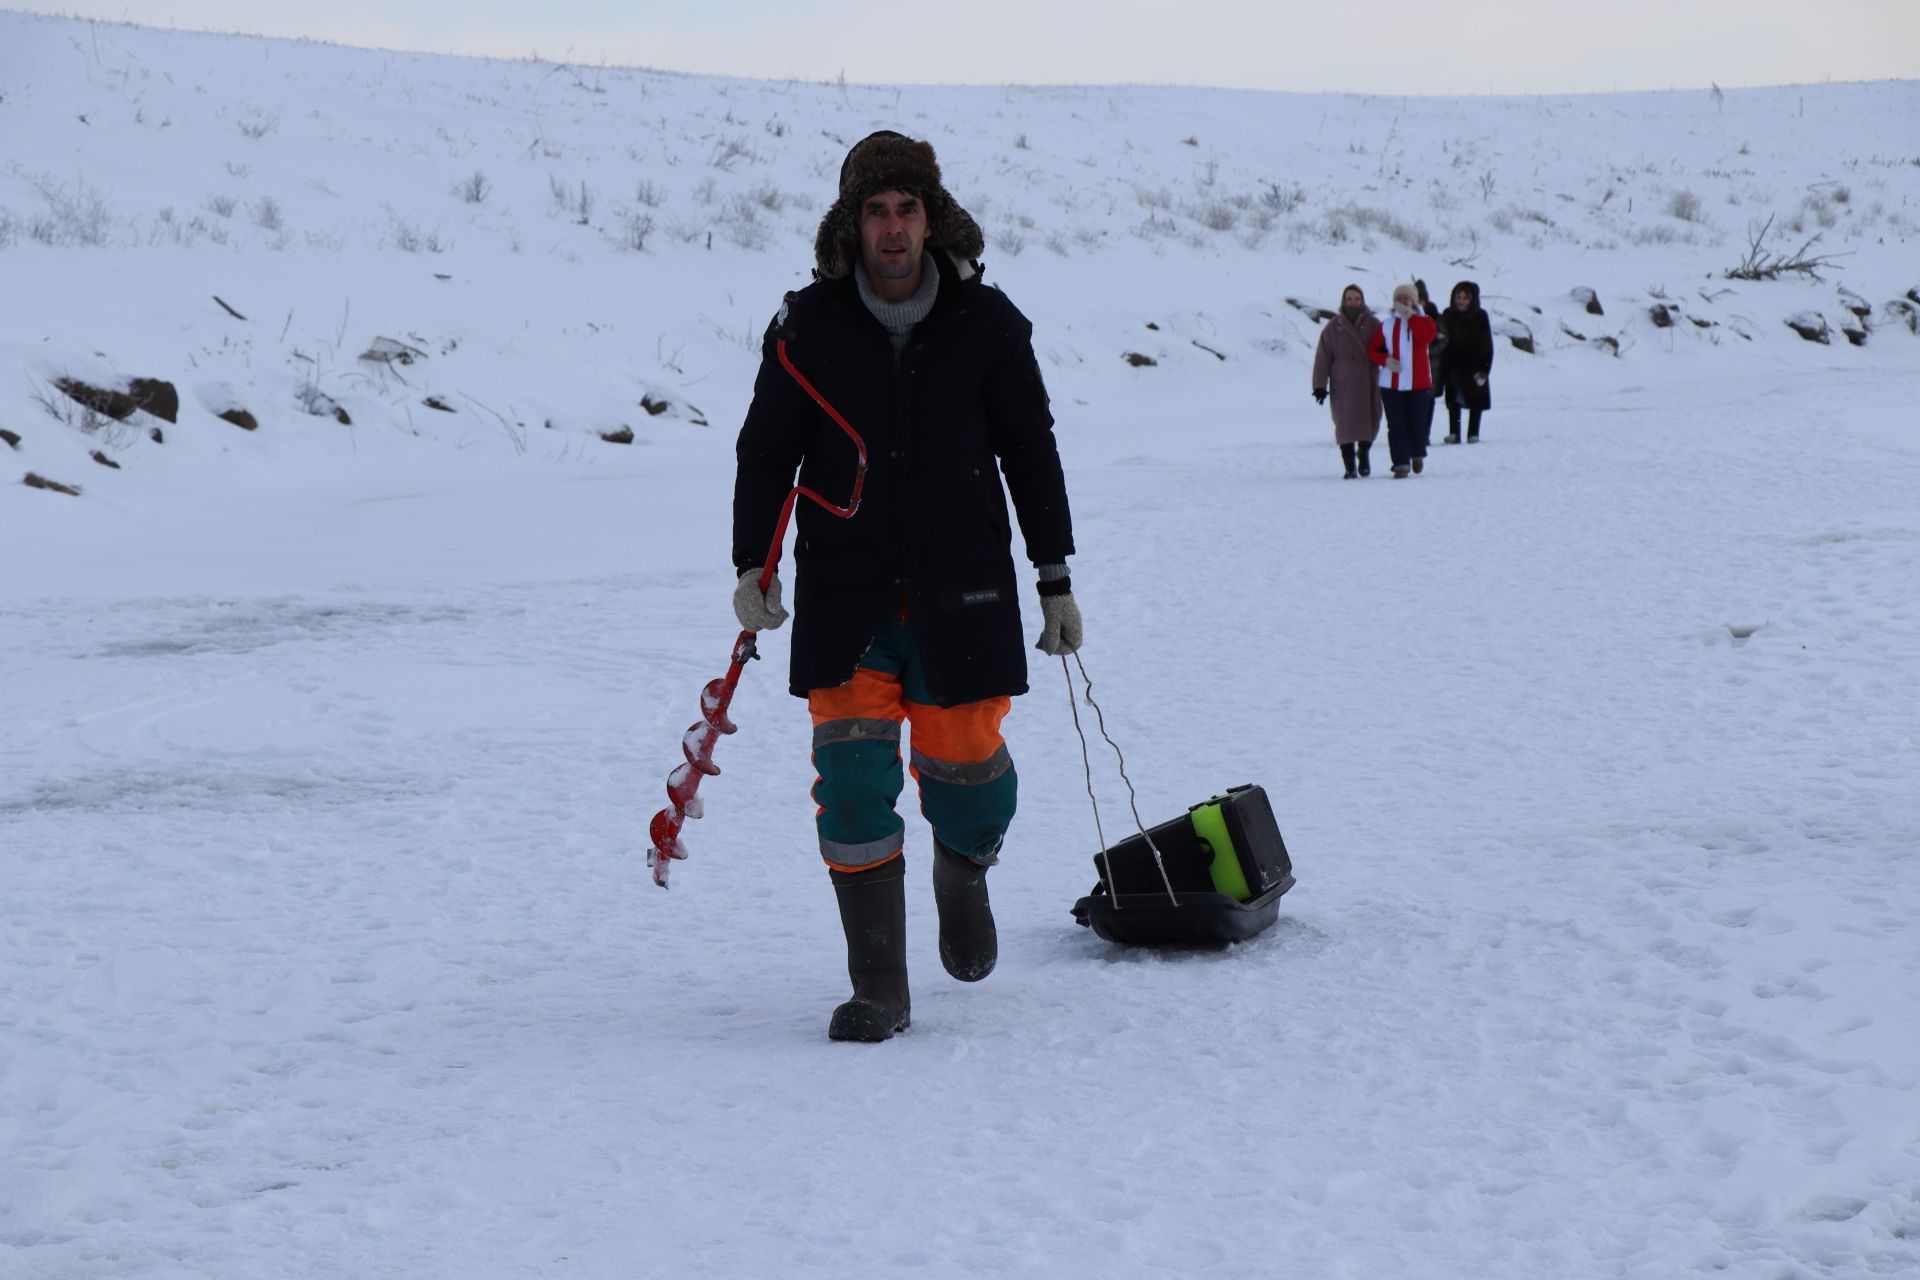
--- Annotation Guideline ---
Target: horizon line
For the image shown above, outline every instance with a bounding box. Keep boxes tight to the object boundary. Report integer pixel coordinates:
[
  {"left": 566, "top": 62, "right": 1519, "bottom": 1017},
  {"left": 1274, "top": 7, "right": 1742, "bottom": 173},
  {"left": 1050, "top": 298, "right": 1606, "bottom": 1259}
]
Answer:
[{"left": 7, "top": 8, "right": 1917, "bottom": 100}]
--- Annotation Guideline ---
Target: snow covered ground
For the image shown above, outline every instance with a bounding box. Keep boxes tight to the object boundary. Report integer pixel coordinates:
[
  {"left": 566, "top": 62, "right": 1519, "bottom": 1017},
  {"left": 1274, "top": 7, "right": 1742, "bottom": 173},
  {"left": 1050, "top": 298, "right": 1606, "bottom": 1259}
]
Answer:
[{"left": 3, "top": 12, "right": 1920, "bottom": 1279}]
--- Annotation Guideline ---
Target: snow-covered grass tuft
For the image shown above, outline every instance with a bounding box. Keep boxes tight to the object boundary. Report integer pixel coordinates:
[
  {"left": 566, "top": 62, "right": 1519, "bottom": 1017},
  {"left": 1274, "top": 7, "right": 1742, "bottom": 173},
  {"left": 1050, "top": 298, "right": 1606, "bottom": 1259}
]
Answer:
[
  {"left": 1667, "top": 188, "right": 1705, "bottom": 222},
  {"left": 384, "top": 208, "right": 446, "bottom": 253},
  {"left": 454, "top": 170, "right": 491, "bottom": 205},
  {"left": 14, "top": 169, "right": 114, "bottom": 247},
  {"left": 549, "top": 175, "right": 594, "bottom": 225},
  {"left": 235, "top": 109, "right": 279, "bottom": 140},
  {"left": 613, "top": 209, "right": 654, "bottom": 252},
  {"left": 1330, "top": 202, "right": 1435, "bottom": 252}
]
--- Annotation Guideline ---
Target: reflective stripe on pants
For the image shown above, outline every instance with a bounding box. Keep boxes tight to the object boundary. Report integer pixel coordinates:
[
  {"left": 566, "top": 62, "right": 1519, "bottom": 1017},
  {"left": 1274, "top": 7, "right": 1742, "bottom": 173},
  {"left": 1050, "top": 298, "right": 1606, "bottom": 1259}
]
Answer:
[{"left": 807, "top": 631, "right": 1017, "bottom": 870}]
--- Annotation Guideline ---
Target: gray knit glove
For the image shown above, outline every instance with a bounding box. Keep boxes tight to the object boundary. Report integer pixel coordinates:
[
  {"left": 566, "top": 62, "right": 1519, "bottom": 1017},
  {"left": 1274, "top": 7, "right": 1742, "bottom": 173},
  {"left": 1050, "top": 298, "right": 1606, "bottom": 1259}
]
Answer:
[
  {"left": 732, "top": 569, "right": 788, "bottom": 631},
  {"left": 1035, "top": 592, "right": 1082, "bottom": 656}
]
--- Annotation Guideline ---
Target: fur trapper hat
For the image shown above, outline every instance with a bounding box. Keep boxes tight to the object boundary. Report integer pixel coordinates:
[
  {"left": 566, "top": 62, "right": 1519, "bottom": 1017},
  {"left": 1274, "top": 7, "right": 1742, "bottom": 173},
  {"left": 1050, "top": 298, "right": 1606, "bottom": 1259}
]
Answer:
[{"left": 813, "top": 130, "right": 985, "bottom": 280}]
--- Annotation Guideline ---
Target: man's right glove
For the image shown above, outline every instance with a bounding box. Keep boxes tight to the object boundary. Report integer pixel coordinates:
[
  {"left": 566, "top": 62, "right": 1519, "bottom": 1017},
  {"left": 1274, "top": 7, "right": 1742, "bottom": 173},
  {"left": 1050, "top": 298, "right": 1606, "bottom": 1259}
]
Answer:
[
  {"left": 1035, "top": 592, "right": 1083, "bottom": 657},
  {"left": 732, "top": 569, "right": 789, "bottom": 631},
  {"left": 1312, "top": 387, "right": 1328, "bottom": 405}
]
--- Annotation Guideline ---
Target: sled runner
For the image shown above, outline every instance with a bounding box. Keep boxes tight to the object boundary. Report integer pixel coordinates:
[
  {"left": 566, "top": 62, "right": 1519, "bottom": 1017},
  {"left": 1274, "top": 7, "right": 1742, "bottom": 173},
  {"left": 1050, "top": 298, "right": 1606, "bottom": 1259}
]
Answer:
[{"left": 1072, "top": 784, "right": 1295, "bottom": 946}]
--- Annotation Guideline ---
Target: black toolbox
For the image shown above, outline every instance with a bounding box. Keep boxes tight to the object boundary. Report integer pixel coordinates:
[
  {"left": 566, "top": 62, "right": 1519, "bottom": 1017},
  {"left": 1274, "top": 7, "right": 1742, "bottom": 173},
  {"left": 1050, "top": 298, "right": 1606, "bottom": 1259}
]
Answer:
[{"left": 1072, "top": 784, "right": 1295, "bottom": 946}]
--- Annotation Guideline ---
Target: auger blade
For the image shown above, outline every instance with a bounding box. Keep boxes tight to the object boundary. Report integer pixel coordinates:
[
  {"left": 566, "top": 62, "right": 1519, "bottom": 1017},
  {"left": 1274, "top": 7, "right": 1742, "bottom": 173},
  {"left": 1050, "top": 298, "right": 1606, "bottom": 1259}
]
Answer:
[{"left": 645, "top": 628, "right": 760, "bottom": 888}]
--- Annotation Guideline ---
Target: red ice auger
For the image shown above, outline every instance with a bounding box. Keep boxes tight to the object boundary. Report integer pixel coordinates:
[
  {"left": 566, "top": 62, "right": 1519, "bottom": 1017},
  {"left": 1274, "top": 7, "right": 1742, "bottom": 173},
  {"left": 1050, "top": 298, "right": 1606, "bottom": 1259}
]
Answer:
[{"left": 646, "top": 340, "right": 868, "bottom": 887}]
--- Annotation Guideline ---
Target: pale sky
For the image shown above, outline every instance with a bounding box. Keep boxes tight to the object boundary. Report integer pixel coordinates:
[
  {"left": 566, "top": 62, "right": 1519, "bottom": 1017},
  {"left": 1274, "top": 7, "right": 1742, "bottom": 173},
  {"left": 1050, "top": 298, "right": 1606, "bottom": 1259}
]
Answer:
[{"left": 14, "top": 0, "right": 1920, "bottom": 93}]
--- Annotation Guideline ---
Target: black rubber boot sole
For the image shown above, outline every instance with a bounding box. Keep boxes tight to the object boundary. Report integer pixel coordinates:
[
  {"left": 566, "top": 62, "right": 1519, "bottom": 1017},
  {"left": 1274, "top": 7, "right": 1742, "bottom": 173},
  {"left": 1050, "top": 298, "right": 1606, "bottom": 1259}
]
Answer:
[
  {"left": 932, "top": 840, "right": 998, "bottom": 983},
  {"left": 829, "top": 997, "right": 910, "bottom": 1041}
]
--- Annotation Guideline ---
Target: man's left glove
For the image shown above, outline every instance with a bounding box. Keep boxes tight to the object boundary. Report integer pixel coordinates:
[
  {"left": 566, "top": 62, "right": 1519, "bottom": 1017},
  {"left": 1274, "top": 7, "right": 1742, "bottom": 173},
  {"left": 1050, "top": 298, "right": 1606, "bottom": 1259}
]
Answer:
[
  {"left": 732, "top": 569, "right": 789, "bottom": 631},
  {"left": 1035, "top": 592, "right": 1083, "bottom": 657}
]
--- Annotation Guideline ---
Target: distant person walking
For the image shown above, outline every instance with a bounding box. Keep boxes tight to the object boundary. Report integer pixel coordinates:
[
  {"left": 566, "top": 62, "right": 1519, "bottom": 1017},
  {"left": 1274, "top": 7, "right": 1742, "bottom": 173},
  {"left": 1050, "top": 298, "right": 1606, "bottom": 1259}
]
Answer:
[
  {"left": 1370, "top": 283, "right": 1438, "bottom": 479},
  {"left": 1416, "top": 279, "right": 1446, "bottom": 452},
  {"left": 1416, "top": 279, "right": 1447, "bottom": 397},
  {"left": 1438, "top": 279, "right": 1493, "bottom": 444},
  {"left": 1310, "top": 285, "right": 1383, "bottom": 480}
]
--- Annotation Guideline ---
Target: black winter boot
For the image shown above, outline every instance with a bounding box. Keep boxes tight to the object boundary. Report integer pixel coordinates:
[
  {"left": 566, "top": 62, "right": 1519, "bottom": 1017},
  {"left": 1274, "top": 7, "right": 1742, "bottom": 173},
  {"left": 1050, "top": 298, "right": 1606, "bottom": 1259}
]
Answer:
[
  {"left": 1356, "top": 441, "right": 1372, "bottom": 477},
  {"left": 827, "top": 857, "right": 910, "bottom": 1041},
  {"left": 931, "top": 839, "right": 998, "bottom": 982},
  {"left": 1339, "top": 443, "right": 1357, "bottom": 479}
]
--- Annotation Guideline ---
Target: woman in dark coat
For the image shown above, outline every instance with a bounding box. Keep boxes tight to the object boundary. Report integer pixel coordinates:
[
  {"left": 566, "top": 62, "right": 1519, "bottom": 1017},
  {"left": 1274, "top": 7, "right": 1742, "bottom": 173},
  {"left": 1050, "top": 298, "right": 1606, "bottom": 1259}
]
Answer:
[
  {"left": 1310, "top": 284, "right": 1384, "bottom": 479},
  {"left": 1437, "top": 279, "right": 1493, "bottom": 443}
]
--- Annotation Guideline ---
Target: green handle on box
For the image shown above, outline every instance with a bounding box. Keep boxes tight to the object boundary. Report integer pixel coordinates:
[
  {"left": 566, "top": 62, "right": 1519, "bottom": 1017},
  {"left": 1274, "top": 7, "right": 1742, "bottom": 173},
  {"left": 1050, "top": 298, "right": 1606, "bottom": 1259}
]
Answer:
[{"left": 1189, "top": 800, "right": 1253, "bottom": 901}]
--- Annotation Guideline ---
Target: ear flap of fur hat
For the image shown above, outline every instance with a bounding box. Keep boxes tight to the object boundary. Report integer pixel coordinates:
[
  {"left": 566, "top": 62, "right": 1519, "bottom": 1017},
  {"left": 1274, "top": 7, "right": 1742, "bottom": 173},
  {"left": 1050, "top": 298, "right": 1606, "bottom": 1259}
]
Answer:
[{"left": 813, "top": 131, "right": 985, "bottom": 280}]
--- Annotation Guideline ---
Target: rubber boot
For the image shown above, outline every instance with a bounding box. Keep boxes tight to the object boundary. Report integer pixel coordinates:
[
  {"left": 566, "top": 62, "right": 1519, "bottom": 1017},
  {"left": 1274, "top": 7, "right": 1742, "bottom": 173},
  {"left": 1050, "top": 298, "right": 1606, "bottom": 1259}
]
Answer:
[
  {"left": 827, "top": 857, "right": 910, "bottom": 1041},
  {"left": 1339, "top": 443, "right": 1357, "bottom": 479},
  {"left": 931, "top": 839, "right": 998, "bottom": 982}
]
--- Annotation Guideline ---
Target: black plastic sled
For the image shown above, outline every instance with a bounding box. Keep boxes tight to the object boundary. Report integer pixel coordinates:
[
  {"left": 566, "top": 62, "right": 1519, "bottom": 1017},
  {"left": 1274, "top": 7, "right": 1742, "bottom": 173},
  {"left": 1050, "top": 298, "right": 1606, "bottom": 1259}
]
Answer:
[{"left": 1071, "top": 784, "right": 1296, "bottom": 947}]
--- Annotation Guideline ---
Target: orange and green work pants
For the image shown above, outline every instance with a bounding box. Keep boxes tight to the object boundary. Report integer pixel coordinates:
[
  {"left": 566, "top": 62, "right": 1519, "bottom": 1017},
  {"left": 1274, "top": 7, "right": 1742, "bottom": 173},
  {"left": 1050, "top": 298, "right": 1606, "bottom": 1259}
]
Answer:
[{"left": 806, "top": 616, "right": 1016, "bottom": 872}]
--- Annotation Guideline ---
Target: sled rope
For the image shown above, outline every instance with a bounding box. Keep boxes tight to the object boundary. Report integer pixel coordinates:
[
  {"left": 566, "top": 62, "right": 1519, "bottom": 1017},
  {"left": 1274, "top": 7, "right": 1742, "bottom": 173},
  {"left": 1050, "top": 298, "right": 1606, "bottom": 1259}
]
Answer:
[{"left": 1060, "top": 653, "right": 1178, "bottom": 906}]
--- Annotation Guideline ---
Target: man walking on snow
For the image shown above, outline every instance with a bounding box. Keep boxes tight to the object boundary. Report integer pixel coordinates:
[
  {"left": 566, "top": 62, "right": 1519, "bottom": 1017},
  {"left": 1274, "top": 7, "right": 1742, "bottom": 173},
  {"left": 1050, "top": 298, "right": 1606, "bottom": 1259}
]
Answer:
[{"left": 731, "top": 131, "right": 1082, "bottom": 1042}]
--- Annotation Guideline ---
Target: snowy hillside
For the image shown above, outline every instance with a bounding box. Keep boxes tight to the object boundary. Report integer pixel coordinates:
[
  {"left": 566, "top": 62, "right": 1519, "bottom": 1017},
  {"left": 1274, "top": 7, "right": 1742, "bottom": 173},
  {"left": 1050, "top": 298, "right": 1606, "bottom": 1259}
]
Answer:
[
  {"left": 1, "top": 10, "right": 1917, "bottom": 504},
  {"left": 4, "top": 12, "right": 1920, "bottom": 1280}
]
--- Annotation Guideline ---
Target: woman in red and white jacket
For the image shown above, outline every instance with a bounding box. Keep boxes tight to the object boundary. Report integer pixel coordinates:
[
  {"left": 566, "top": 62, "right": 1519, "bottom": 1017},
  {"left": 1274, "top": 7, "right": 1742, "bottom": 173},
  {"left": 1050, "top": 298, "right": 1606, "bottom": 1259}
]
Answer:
[{"left": 1368, "top": 283, "right": 1439, "bottom": 478}]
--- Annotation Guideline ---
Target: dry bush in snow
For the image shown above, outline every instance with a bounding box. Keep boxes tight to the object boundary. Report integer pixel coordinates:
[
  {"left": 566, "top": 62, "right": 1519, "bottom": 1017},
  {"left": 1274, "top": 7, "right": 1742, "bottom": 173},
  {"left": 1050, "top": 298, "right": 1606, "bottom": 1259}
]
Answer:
[
  {"left": 1262, "top": 181, "right": 1306, "bottom": 215},
  {"left": 549, "top": 176, "right": 594, "bottom": 224},
  {"left": 746, "top": 182, "right": 796, "bottom": 213},
  {"left": 616, "top": 210, "right": 654, "bottom": 251},
  {"left": 27, "top": 377, "right": 138, "bottom": 449},
  {"left": 716, "top": 196, "right": 776, "bottom": 250},
  {"left": 236, "top": 110, "right": 279, "bottom": 140},
  {"left": 709, "top": 136, "right": 759, "bottom": 171},
  {"left": 1725, "top": 214, "right": 1845, "bottom": 281},
  {"left": 1331, "top": 203, "right": 1432, "bottom": 252},
  {"left": 1632, "top": 224, "right": 1690, "bottom": 246},
  {"left": 1192, "top": 200, "right": 1237, "bottom": 232},
  {"left": 386, "top": 208, "right": 446, "bottom": 253},
  {"left": 18, "top": 171, "right": 113, "bottom": 246},
  {"left": 1666, "top": 189, "right": 1704, "bottom": 222}
]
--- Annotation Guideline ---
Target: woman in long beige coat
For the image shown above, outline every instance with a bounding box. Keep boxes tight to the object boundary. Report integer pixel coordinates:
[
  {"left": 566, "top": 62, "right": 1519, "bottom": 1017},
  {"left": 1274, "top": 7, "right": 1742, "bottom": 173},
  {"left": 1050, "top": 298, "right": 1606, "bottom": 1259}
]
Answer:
[{"left": 1310, "top": 284, "right": 1384, "bottom": 479}]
